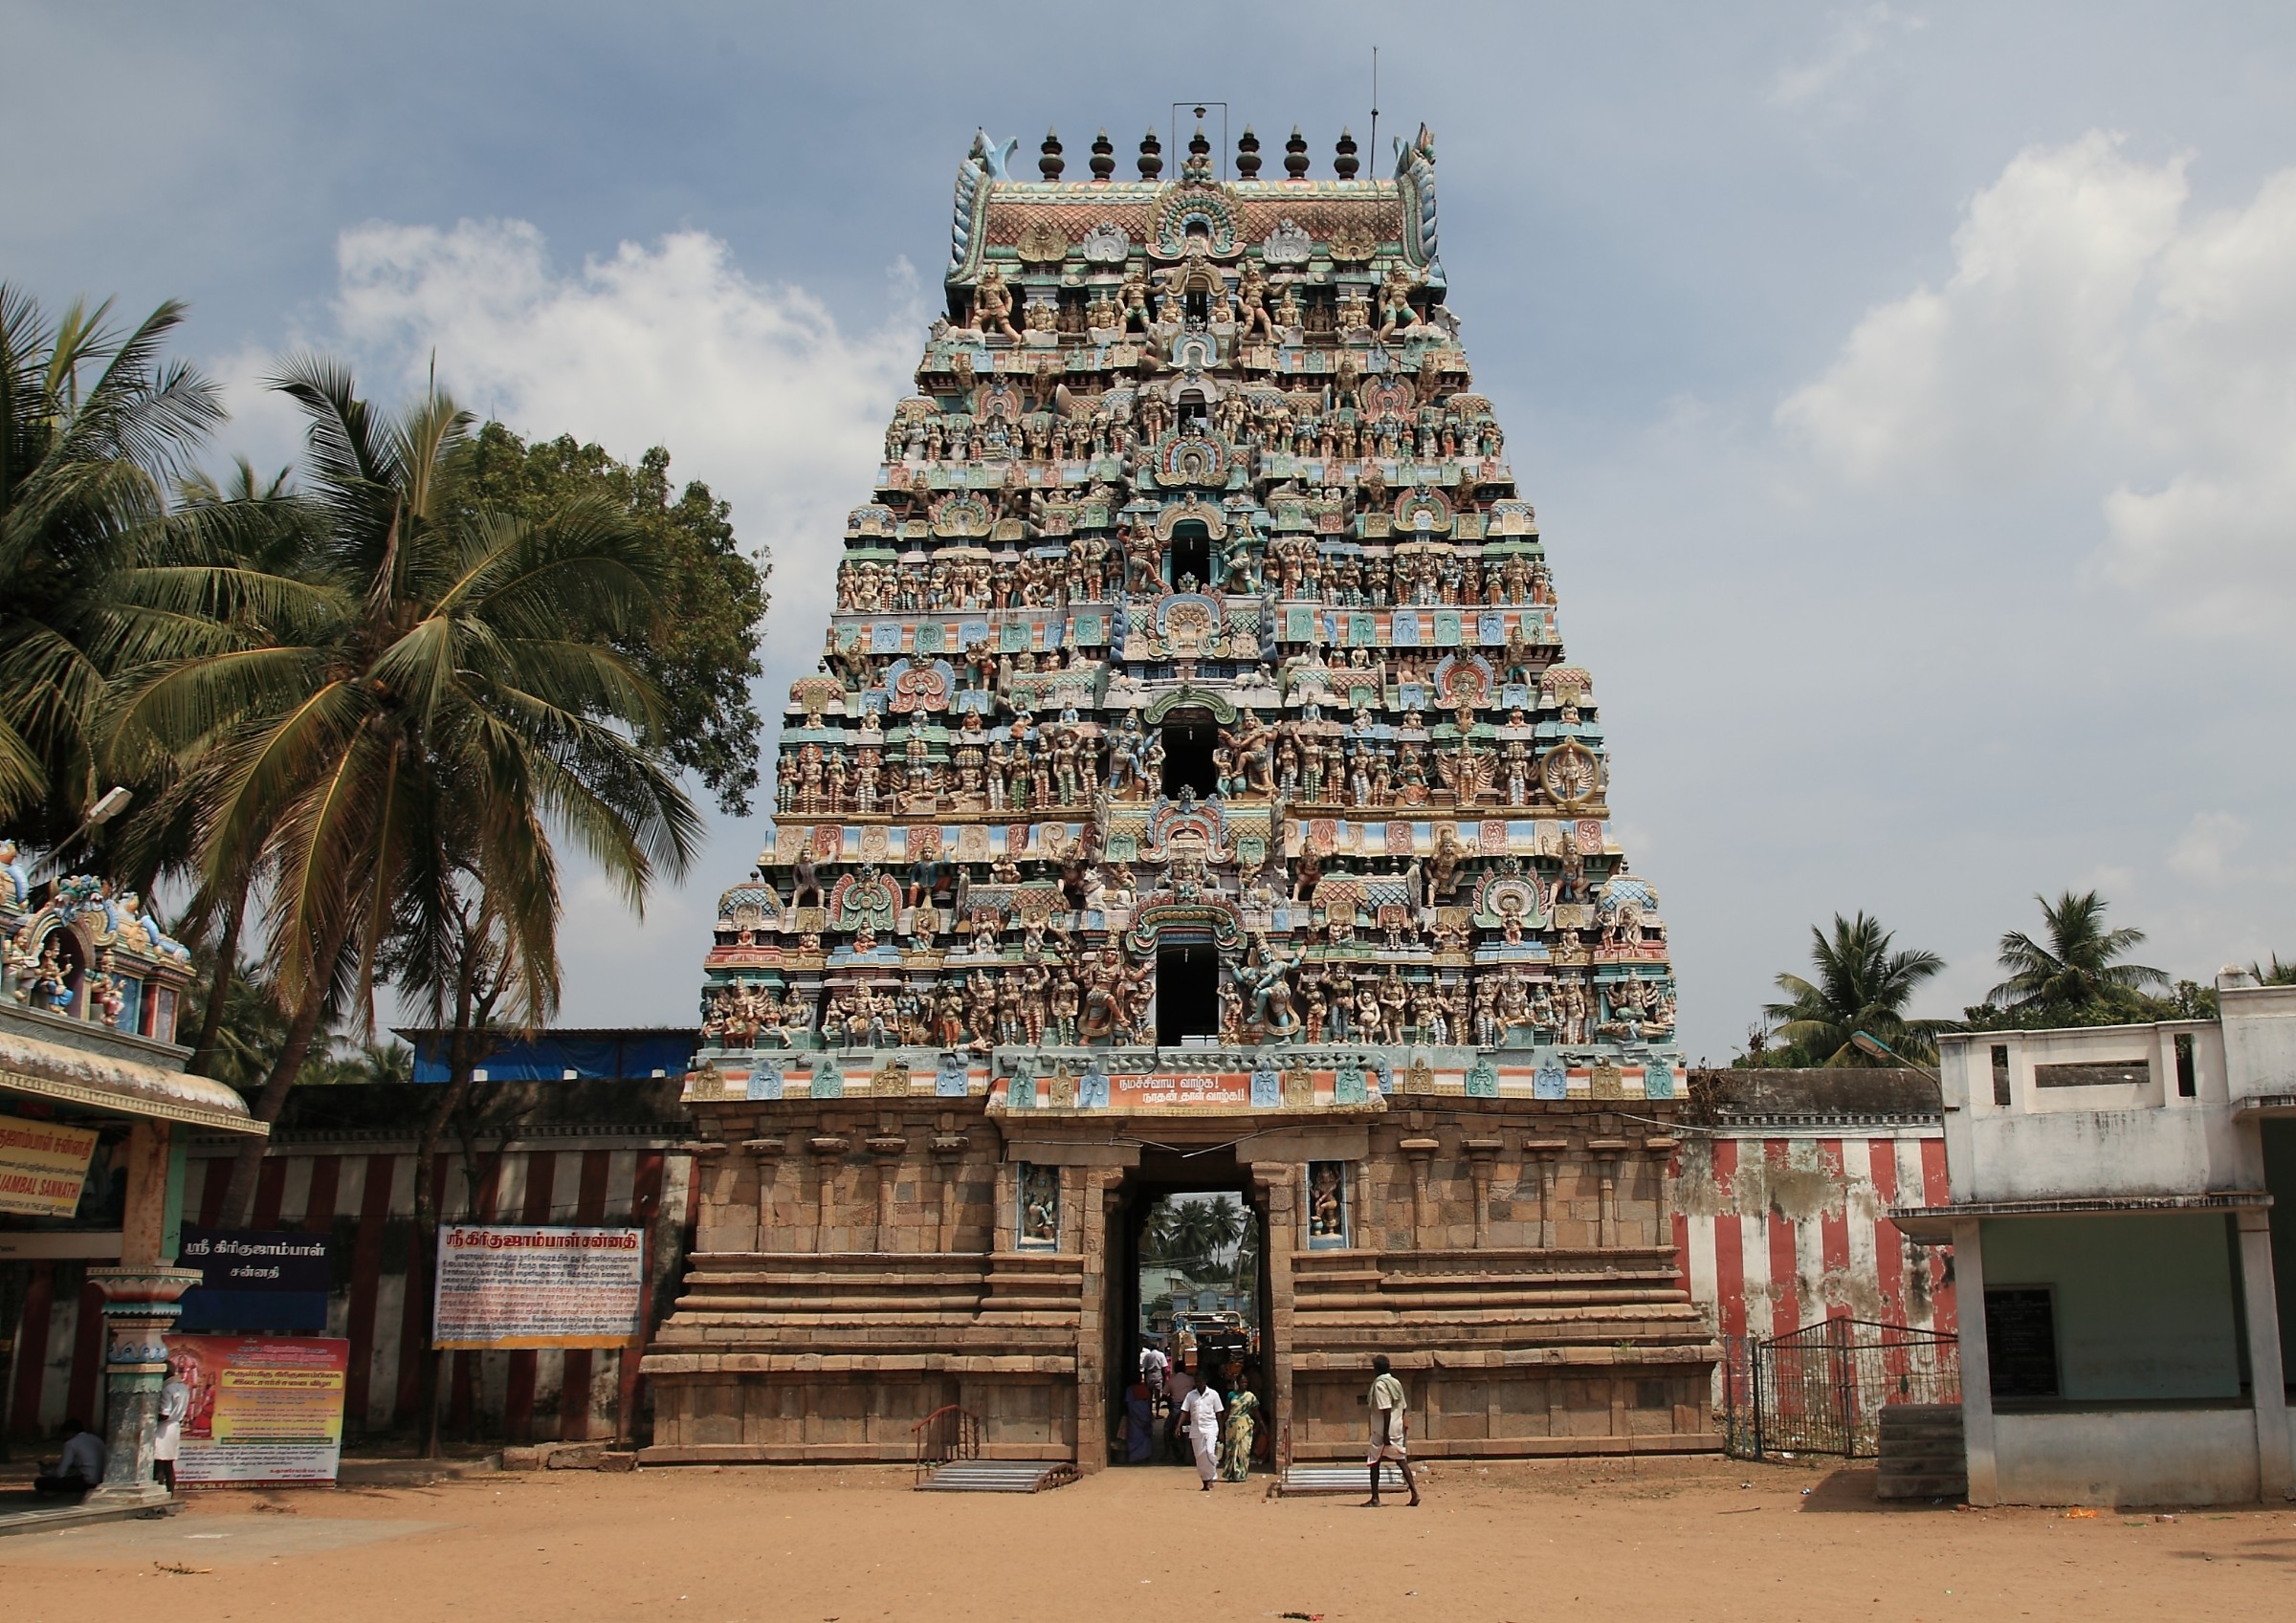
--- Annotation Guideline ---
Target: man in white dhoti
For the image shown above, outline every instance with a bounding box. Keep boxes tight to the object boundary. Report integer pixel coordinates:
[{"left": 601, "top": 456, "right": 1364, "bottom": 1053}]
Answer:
[
  {"left": 1180, "top": 1379, "right": 1225, "bottom": 1491},
  {"left": 154, "top": 1362, "right": 192, "bottom": 1492}
]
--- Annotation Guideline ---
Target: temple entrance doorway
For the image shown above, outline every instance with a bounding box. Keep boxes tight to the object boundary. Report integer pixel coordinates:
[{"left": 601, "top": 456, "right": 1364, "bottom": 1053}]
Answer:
[{"left": 1106, "top": 1150, "right": 1274, "bottom": 1476}]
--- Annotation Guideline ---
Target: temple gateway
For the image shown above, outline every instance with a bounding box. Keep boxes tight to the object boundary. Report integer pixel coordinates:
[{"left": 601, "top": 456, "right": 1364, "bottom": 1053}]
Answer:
[{"left": 643, "top": 121, "right": 1717, "bottom": 1469}]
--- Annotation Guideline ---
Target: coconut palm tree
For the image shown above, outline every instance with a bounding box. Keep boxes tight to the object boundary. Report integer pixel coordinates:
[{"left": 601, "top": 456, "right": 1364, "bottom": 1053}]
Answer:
[
  {"left": 1764, "top": 911, "right": 1947, "bottom": 1066},
  {"left": 0, "top": 288, "right": 224, "bottom": 837},
  {"left": 1987, "top": 890, "right": 2166, "bottom": 1021},
  {"left": 121, "top": 358, "right": 700, "bottom": 1222}
]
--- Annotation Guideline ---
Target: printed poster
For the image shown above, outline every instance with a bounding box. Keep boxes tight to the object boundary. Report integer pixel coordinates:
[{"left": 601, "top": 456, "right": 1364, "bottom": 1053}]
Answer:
[
  {"left": 432, "top": 1224, "right": 646, "bottom": 1349},
  {"left": 168, "top": 1334, "right": 349, "bottom": 1485},
  {"left": 0, "top": 1113, "right": 99, "bottom": 1217}
]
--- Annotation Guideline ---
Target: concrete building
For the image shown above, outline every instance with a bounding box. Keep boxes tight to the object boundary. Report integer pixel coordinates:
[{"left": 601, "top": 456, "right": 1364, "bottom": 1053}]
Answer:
[{"left": 1902, "top": 973, "right": 2296, "bottom": 1506}]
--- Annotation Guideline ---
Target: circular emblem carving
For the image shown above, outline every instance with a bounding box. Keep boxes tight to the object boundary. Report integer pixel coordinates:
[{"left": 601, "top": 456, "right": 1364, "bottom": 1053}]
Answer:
[{"left": 1539, "top": 740, "right": 1601, "bottom": 806}]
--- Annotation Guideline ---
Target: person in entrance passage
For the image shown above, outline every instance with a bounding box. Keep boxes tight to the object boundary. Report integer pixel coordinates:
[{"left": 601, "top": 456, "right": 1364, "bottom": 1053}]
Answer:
[
  {"left": 1362, "top": 1354, "right": 1421, "bottom": 1507},
  {"left": 1180, "top": 1373, "right": 1225, "bottom": 1491}
]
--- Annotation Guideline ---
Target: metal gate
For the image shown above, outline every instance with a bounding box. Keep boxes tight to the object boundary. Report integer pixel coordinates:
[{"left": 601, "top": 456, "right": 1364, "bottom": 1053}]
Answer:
[{"left": 1721, "top": 1318, "right": 1958, "bottom": 1459}]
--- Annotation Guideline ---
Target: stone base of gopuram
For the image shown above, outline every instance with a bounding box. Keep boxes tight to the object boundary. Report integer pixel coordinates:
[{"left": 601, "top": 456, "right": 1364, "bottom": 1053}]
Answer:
[{"left": 638, "top": 1046, "right": 1721, "bottom": 1468}]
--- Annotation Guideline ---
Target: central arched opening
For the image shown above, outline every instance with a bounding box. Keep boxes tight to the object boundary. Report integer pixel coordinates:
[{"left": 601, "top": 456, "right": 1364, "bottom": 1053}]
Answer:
[
  {"left": 1168, "top": 520, "right": 1212, "bottom": 590},
  {"left": 1159, "top": 709, "right": 1219, "bottom": 798},
  {"left": 1156, "top": 940, "right": 1220, "bottom": 1046}
]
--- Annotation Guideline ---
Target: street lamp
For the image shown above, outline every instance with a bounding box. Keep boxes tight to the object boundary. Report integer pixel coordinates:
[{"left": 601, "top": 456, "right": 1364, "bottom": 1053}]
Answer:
[
  {"left": 1850, "top": 1029, "right": 1940, "bottom": 1081},
  {"left": 33, "top": 785, "right": 134, "bottom": 881}
]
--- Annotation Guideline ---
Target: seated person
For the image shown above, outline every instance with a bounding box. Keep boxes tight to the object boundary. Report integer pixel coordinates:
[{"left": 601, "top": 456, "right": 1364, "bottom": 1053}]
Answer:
[{"left": 33, "top": 1416, "right": 105, "bottom": 1496}]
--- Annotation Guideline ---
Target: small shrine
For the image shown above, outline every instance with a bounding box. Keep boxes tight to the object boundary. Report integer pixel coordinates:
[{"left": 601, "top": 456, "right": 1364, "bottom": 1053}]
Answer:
[{"left": 646, "top": 121, "right": 1715, "bottom": 1469}]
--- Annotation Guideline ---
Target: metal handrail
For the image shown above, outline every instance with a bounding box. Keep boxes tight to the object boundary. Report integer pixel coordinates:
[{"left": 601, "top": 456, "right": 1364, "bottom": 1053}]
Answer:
[{"left": 912, "top": 1404, "right": 982, "bottom": 1485}]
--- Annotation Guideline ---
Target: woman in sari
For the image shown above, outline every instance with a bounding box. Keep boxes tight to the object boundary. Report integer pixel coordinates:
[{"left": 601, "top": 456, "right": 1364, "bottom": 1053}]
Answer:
[
  {"left": 1123, "top": 1378, "right": 1156, "bottom": 1464},
  {"left": 1220, "top": 1373, "right": 1261, "bottom": 1481}
]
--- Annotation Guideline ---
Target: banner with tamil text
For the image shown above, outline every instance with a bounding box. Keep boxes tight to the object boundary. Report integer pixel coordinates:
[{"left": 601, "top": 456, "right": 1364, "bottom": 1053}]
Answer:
[
  {"left": 0, "top": 1113, "right": 99, "bottom": 1217},
  {"left": 432, "top": 1224, "right": 646, "bottom": 1349}
]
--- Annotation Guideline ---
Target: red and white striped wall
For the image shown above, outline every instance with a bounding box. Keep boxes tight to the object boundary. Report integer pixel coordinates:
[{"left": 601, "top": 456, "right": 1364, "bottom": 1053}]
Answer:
[
  {"left": 6, "top": 1141, "right": 695, "bottom": 1447},
  {"left": 1671, "top": 1129, "right": 1956, "bottom": 1344}
]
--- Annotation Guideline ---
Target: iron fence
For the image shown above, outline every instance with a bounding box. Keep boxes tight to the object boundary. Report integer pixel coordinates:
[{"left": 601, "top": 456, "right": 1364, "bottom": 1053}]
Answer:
[{"left": 1721, "top": 1318, "right": 1958, "bottom": 1459}]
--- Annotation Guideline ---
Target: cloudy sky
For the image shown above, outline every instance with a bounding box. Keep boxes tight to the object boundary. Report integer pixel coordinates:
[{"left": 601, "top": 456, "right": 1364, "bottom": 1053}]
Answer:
[{"left": 11, "top": 3, "right": 2294, "bottom": 1061}]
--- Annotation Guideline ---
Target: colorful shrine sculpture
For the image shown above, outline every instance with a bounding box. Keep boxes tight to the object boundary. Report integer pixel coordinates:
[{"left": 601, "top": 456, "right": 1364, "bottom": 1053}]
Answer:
[{"left": 648, "top": 122, "right": 1715, "bottom": 1470}]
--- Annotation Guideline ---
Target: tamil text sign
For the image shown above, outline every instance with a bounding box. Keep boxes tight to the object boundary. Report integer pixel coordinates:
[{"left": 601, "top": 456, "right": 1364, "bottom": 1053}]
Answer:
[
  {"left": 1109, "top": 1071, "right": 1253, "bottom": 1110},
  {"left": 176, "top": 1227, "right": 331, "bottom": 1333},
  {"left": 0, "top": 1114, "right": 99, "bottom": 1217},
  {"left": 433, "top": 1224, "right": 646, "bottom": 1349},
  {"left": 169, "top": 1334, "right": 349, "bottom": 1485}
]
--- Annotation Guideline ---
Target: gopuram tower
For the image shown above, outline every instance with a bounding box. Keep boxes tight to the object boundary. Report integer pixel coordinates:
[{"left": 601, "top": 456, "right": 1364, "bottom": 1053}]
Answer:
[{"left": 644, "top": 121, "right": 1717, "bottom": 1469}]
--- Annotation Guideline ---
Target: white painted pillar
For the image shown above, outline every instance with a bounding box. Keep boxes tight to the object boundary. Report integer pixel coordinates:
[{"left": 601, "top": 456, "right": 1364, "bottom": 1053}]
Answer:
[
  {"left": 1952, "top": 1217, "right": 1999, "bottom": 1506},
  {"left": 2235, "top": 1208, "right": 2293, "bottom": 1501}
]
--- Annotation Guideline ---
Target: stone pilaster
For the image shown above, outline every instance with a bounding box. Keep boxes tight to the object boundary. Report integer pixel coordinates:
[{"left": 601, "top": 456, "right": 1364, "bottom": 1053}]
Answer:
[
  {"left": 1465, "top": 1138, "right": 1502, "bottom": 1247},
  {"left": 1401, "top": 1136, "right": 1439, "bottom": 1250},
  {"left": 86, "top": 1265, "right": 201, "bottom": 1505},
  {"left": 1525, "top": 1136, "right": 1566, "bottom": 1248},
  {"left": 809, "top": 1134, "right": 850, "bottom": 1250},
  {"left": 867, "top": 1130, "right": 906, "bottom": 1251}
]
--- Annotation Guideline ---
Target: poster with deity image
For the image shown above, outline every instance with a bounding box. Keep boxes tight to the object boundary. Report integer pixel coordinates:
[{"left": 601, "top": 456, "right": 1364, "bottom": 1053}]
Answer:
[{"left": 166, "top": 1334, "right": 349, "bottom": 1485}]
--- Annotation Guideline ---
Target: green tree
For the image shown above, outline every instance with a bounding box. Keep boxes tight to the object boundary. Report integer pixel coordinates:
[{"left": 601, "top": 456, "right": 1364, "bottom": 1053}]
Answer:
[
  {"left": 122, "top": 359, "right": 701, "bottom": 1223},
  {"left": 0, "top": 289, "right": 224, "bottom": 838},
  {"left": 1981, "top": 890, "right": 2166, "bottom": 1024},
  {"left": 451, "top": 424, "right": 769, "bottom": 815},
  {"left": 1762, "top": 911, "right": 1947, "bottom": 1066}
]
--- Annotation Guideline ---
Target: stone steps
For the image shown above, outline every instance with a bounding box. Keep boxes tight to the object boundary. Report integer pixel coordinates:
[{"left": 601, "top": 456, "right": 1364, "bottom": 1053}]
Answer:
[{"left": 1874, "top": 1403, "right": 1966, "bottom": 1502}]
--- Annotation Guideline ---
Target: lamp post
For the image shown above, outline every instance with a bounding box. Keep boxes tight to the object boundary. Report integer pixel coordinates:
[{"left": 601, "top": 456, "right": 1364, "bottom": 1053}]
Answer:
[{"left": 1850, "top": 1029, "right": 1940, "bottom": 1081}]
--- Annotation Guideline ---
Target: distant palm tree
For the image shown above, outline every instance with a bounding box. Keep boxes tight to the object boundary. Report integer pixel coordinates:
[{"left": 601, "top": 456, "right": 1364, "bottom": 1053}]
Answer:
[
  {"left": 1142, "top": 1195, "right": 1250, "bottom": 1273},
  {"left": 1988, "top": 890, "right": 2166, "bottom": 1020},
  {"left": 1764, "top": 911, "right": 1946, "bottom": 1066},
  {"left": 2253, "top": 955, "right": 2296, "bottom": 987}
]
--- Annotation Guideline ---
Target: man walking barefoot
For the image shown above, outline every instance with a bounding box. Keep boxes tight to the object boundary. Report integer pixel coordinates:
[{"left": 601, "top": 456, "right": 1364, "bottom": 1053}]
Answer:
[
  {"left": 1363, "top": 1354, "right": 1420, "bottom": 1507},
  {"left": 1181, "top": 1373, "right": 1225, "bottom": 1492}
]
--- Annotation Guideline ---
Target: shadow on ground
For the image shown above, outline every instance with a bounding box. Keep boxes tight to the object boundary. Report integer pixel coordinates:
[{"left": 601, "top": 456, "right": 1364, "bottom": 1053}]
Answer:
[{"left": 1797, "top": 1465, "right": 1960, "bottom": 1513}]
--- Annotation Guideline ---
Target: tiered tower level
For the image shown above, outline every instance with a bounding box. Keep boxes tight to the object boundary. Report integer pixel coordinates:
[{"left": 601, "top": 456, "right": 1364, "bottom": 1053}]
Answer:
[{"left": 648, "top": 123, "right": 1713, "bottom": 1469}]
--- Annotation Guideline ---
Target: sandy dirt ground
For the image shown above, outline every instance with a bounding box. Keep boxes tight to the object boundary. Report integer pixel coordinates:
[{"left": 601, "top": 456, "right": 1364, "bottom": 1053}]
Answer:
[{"left": 4, "top": 1455, "right": 2292, "bottom": 1623}]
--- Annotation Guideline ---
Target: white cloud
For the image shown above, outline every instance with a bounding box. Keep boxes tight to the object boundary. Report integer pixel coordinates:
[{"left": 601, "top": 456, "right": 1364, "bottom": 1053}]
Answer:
[
  {"left": 1777, "top": 132, "right": 2296, "bottom": 643},
  {"left": 2167, "top": 812, "right": 2249, "bottom": 886},
  {"left": 330, "top": 218, "right": 921, "bottom": 649},
  {"left": 1768, "top": 5, "right": 1924, "bottom": 111}
]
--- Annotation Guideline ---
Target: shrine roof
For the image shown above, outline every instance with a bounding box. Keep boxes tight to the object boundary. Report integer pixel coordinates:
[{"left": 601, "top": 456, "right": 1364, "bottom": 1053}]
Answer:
[{"left": 948, "top": 124, "right": 1442, "bottom": 288}]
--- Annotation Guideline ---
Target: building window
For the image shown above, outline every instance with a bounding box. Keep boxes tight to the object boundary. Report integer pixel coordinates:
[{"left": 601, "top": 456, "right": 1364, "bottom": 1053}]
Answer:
[
  {"left": 2033, "top": 1060, "right": 2150, "bottom": 1088},
  {"left": 1159, "top": 715, "right": 1219, "bottom": 798},
  {"left": 2174, "top": 1031, "right": 2197, "bottom": 1098},
  {"left": 1156, "top": 943, "right": 1220, "bottom": 1045},
  {"left": 1169, "top": 523, "right": 1212, "bottom": 589},
  {"left": 1990, "top": 1044, "right": 2012, "bottom": 1108},
  {"left": 1307, "top": 1161, "right": 1349, "bottom": 1248},
  {"left": 1018, "top": 1162, "right": 1059, "bottom": 1248},
  {"left": 1984, "top": 1285, "right": 2060, "bottom": 1399}
]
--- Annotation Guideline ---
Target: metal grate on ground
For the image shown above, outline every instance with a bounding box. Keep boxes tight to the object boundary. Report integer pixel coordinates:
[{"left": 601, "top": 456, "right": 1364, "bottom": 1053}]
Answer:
[
  {"left": 916, "top": 1459, "right": 1078, "bottom": 1493},
  {"left": 1275, "top": 1463, "right": 1411, "bottom": 1497}
]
